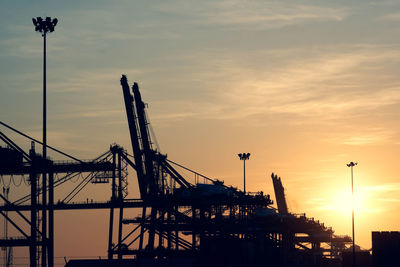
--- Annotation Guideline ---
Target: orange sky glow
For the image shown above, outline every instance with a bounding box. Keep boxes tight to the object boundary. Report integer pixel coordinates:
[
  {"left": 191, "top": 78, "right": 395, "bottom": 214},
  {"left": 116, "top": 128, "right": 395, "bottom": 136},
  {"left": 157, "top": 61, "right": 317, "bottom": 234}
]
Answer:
[{"left": 1, "top": 0, "right": 400, "bottom": 264}]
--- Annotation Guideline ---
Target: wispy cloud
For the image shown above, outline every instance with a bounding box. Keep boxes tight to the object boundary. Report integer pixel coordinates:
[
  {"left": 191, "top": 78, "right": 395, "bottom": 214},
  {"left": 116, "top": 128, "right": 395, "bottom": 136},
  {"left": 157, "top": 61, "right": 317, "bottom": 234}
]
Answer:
[
  {"left": 366, "top": 183, "right": 400, "bottom": 209},
  {"left": 155, "top": 111, "right": 199, "bottom": 121},
  {"left": 153, "top": 45, "right": 400, "bottom": 126},
  {"left": 341, "top": 136, "right": 384, "bottom": 146},
  {"left": 155, "top": 0, "right": 347, "bottom": 29},
  {"left": 338, "top": 128, "right": 395, "bottom": 146},
  {"left": 379, "top": 12, "right": 400, "bottom": 21},
  {"left": 365, "top": 183, "right": 400, "bottom": 193},
  {"left": 47, "top": 67, "right": 147, "bottom": 93}
]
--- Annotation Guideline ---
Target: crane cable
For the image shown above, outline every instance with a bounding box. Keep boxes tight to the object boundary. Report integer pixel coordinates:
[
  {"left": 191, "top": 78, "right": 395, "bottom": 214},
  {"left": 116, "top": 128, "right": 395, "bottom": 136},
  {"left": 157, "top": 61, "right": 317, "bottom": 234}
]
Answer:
[{"left": 0, "top": 120, "right": 83, "bottom": 163}]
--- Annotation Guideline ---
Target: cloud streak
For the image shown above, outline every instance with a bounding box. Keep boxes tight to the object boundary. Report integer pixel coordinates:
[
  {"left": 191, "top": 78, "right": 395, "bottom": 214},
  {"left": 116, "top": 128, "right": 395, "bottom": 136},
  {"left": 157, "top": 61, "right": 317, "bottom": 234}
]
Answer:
[
  {"left": 150, "top": 45, "right": 400, "bottom": 126},
  {"left": 155, "top": 0, "right": 347, "bottom": 30},
  {"left": 336, "top": 128, "right": 395, "bottom": 146},
  {"left": 379, "top": 12, "right": 400, "bottom": 21}
]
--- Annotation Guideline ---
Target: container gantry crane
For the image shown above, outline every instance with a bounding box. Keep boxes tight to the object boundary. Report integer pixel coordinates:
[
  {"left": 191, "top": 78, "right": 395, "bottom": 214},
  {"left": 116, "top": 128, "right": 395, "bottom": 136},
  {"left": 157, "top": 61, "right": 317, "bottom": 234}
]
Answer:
[
  {"left": 0, "top": 75, "right": 353, "bottom": 267},
  {"left": 108, "top": 76, "right": 352, "bottom": 267}
]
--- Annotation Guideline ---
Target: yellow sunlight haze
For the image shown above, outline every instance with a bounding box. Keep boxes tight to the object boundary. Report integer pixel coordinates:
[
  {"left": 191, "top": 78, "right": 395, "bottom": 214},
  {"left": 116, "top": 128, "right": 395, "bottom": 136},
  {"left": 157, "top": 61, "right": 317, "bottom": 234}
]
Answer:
[{"left": 332, "top": 188, "right": 368, "bottom": 216}]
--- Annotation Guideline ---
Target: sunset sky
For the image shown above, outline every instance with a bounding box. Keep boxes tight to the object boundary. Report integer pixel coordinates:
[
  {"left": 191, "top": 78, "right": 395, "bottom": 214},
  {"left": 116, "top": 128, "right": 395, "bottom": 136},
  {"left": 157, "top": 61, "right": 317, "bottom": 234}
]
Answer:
[{"left": 1, "top": 0, "right": 400, "bottom": 263}]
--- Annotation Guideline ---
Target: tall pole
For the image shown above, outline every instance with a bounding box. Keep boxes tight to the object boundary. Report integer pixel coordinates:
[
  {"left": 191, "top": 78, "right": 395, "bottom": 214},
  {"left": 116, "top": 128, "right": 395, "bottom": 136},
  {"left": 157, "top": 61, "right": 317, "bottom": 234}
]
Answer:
[
  {"left": 33, "top": 17, "right": 58, "bottom": 267},
  {"left": 347, "top": 161, "right": 358, "bottom": 267},
  {"left": 243, "top": 159, "right": 246, "bottom": 194},
  {"left": 351, "top": 165, "right": 355, "bottom": 267},
  {"left": 238, "top": 153, "right": 250, "bottom": 194},
  {"left": 42, "top": 29, "right": 47, "bottom": 267}
]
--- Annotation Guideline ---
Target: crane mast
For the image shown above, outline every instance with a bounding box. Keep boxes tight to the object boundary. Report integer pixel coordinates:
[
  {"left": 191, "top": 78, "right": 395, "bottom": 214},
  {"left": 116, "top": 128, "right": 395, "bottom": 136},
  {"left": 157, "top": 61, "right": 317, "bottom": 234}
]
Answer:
[
  {"left": 271, "top": 173, "right": 289, "bottom": 214},
  {"left": 120, "top": 76, "right": 146, "bottom": 198},
  {"left": 131, "top": 83, "right": 157, "bottom": 198},
  {"left": 130, "top": 81, "right": 159, "bottom": 250}
]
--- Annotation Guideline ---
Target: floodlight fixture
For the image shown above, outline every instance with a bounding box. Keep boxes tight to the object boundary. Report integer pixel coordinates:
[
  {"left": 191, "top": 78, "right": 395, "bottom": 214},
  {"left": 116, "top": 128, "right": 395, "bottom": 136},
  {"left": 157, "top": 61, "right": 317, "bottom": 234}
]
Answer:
[
  {"left": 347, "top": 161, "right": 357, "bottom": 167},
  {"left": 32, "top": 16, "right": 58, "bottom": 35},
  {"left": 238, "top": 152, "right": 250, "bottom": 161}
]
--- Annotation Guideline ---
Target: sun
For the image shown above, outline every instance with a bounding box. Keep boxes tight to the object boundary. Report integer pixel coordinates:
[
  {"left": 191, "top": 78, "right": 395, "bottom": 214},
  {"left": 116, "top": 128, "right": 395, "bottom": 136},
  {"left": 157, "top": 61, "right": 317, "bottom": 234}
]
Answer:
[{"left": 330, "top": 188, "right": 368, "bottom": 216}]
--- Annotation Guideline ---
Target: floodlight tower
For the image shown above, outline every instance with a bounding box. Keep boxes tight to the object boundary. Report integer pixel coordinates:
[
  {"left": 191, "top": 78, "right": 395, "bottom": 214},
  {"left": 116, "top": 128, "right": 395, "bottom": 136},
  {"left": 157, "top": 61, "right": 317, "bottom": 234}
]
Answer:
[
  {"left": 32, "top": 16, "right": 58, "bottom": 267},
  {"left": 238, "top": 153, "right": 250, "bottom": 193},
  {"left": 347, "top": 161, "right": 358, "bottom": 267}
]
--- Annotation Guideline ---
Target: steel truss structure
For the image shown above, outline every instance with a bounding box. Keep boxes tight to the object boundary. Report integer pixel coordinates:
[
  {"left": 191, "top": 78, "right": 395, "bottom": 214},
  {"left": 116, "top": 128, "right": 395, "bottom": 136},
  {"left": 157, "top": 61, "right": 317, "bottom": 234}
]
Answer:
[{"left": 0, "top": 76, "right": 351, "bottom": 267}]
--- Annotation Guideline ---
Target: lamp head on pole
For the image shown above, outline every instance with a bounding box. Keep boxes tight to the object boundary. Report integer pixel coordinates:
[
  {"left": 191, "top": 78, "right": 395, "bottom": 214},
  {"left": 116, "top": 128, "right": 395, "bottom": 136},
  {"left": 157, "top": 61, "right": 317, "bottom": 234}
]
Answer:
[
  {"left": 32, "top": 16, "right": 58, "bottom": 35},
  {"left": 238, "top": 153, "right": 251, "bottom": 160},
  {"left": 347, "top": 162, "right": 358, "bottom": 167}
]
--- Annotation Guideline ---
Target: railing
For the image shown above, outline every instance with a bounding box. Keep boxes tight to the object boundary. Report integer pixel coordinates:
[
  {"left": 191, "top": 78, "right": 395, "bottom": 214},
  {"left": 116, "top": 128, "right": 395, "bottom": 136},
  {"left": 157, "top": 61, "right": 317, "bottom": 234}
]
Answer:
[
  {"left": 166, "top": 159, "right": 216, "bottom": 185},
  {"left": 53, "top": 159, "right": 97, "bottom": 165}
]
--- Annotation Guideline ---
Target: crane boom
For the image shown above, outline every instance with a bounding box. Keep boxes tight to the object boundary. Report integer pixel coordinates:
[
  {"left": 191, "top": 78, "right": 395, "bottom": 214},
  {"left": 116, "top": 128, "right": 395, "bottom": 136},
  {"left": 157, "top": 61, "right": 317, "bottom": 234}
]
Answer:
[
  {"left": 131, "top": 82, "right": 157, "bottom": 198},
  {"left": 121, "top": 76, "right": 194, "bottom": 200},
  {"left": 120, "top": 76, "right": 146, "bottom": 198},
  {"left": 271, "top": 173, "right": 289, "bottom": 214}
]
